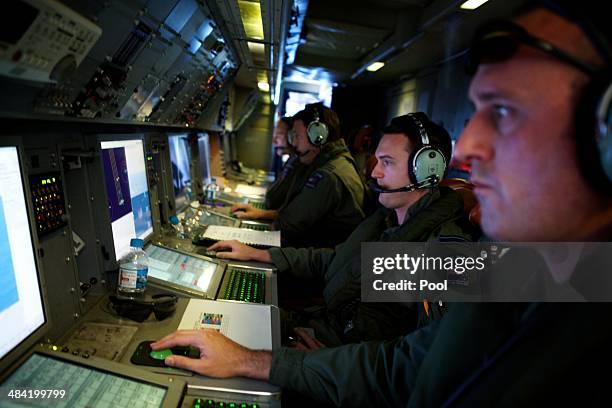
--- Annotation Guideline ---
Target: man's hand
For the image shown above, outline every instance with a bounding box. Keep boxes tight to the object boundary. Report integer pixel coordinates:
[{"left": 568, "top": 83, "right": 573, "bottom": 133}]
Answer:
[
  {"left": 231, "top": 203, "right": 262, "bottom": 219},
  {"left": 289, "top": 327, "right": 327, "bottom": 352},
  {"left": 151, "top": 329, "right": 272, "bottom": 380},
  {"left": 207, "top": 240, "right": 272, "bottom": 262},
  {"left": 231, "top": 203, "right": 278, "bottom": 221}
]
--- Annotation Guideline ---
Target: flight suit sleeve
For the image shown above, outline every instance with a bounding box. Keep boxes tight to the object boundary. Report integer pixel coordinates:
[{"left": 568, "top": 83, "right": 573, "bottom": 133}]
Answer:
[
  {"left": 274, "top": 170, "right": 340, "bottom": 245},
  {"left": 268, "top": 321, "right": 440, "bottom": 406},
  {"left": 268, "top": 246, "right": 336, "bottom": 280}
]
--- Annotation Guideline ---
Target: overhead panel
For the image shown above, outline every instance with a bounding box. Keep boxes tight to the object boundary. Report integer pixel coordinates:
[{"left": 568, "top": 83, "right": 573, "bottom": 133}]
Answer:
[{"left": 0, "top": 0, "right": 238, "bottom": 126}]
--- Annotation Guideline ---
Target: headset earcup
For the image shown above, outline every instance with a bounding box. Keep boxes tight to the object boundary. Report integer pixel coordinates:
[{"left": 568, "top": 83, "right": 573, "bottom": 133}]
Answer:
[
  {"left": 410, "top": 146, "right": 447, "bottom": 186},
  {"left": 307, "top": 121, "right": 329, "bottom": 145},
  {"left": 574, "top": 76, "right": 612, "bottom": 192},
  {"left": 596, "top": 82, "right": 612, "bottom": 184}
]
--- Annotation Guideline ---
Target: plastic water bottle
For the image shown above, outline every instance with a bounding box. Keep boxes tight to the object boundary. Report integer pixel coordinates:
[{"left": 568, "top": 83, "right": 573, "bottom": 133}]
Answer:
[
  {"left": 117, "top": 238, "right": 149, "bottom": 297},
  {"left": 204, "top": 177, "right": 220, "bottom": 205},
  {"left": 169, "top": 215, "right": 187, "bottom": 239}
]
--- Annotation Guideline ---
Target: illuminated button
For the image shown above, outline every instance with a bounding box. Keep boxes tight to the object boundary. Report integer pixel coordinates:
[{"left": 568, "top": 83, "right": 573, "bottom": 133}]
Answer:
[{"left": 149, "top": 349, "right": 173, "bottom": 360}]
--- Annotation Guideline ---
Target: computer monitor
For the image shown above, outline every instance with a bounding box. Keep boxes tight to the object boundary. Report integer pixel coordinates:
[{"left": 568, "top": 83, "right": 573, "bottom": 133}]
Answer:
[
  {"left": 100, "top": 139, "right": 153, "bottom": 261},
  {"left": 146, "top": 244, "right": 223, "bottom": 298},
  {"left": 0, "top": 348, "right": 185, "bottom": 408},
  {"left": 0, "top": 146, "right": 48, "bottom": 373},
  {"left": 168, "top": 134, "right": 192, "bottom": 211},
  {"left": 197, "top": 132, "right": 212, "bottom": 184}
]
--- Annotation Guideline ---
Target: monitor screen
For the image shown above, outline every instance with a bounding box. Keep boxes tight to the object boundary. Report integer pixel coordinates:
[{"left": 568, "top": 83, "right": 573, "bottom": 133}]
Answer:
[
  {"left": 0, "top": 147, "right": 46, "bottom": 363},
  {"left": 2, "top": 353, "right": 167, "bottom": 407},
  {"left": 168, "top": 134, "right": 192, "bottom": 211},
  {"left": 100, "top": 139, "right": 153, "bottom": 260},
  {"left": 146, "top": 245, "right": 217, "bottom": 294}
]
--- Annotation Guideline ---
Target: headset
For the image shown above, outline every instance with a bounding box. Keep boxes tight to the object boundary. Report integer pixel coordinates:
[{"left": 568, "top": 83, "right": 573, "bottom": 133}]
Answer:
[
  {"left": 595, "top": 82, "right": 612, "bottom": 185},
  {"left": 108, "top": 294, "right": 178, "bottom": 322},
  {"left": 575, "top": 75, "right": 612, "bottom": 192},
  {"left": 306, "top": 106, "right": 329, "bottom": 146},
  {"left": 371, "top": 113, "right": 448, "bottom": 194},
  {"left": 540, "top": 0, "right": 612, "bottom": 188}
]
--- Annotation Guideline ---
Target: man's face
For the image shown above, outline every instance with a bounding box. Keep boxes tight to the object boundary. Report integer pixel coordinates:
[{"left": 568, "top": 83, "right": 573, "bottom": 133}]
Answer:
[
  {"left": 272, "top": 121, "right": 289, "bottom": 156},
  {"left": 371, "top": 133, "right": 415, "bottom": 209},
  {"left": 292, "top": 119, "right": 320, "bottom": 164},
  {"left": 455, "top": 10, "right": 605, "bottom": 241}
]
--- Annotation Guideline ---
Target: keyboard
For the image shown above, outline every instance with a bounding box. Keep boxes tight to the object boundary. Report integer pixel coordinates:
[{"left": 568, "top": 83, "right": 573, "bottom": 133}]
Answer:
[
  {"left": 220, "top": 267, "right": 266, "bottom": 303},
  {"left": 250, "top": 201, "right": 266, "bottom": 209},
  {"left": 240, "top": 223, "right": 271, "bottom": 231},
  {"left": 190, "top": 398, "right": 260, "bottom": 408}
]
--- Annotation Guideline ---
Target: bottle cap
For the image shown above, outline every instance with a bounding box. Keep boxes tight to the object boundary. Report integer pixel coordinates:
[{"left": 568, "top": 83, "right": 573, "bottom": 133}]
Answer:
[
  {"left": 130, "top": 238, "right": 144, "bottom": 248},
  {"left": 169, "top": 215, "right": 179, "bottom": 225}
]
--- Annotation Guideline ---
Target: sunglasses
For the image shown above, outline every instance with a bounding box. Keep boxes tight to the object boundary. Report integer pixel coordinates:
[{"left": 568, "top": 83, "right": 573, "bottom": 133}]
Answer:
[
  {"left": 109, "top": 294, "right": 178, "bottom": 322},
  {"left": 466, "top": 20, "right": 598, "bottom": 76}
]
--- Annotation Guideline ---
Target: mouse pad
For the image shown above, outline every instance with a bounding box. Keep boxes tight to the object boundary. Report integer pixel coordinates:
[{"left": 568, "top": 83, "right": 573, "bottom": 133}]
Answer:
[{"left": 130, "top": 340, "right": 200, "bottom": 367}]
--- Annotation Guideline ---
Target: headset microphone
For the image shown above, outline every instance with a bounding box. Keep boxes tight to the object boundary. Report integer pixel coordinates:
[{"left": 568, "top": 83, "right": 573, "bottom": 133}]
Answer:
[{"left": 369, "top": 176, "right": 439, "bottom": 194}]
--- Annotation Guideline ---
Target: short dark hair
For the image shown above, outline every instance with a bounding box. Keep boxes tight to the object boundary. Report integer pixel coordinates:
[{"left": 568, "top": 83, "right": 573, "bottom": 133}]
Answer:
[
  {"left": 383, "top": 113, "right": 452, "bottom": 164},
  {"left": 292, "top": 102, "right": 342, "bottom": 143}
]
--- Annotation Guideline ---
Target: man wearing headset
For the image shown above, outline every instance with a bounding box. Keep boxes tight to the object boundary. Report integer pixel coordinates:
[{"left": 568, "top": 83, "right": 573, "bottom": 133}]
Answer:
[
  {"left": 265, "top": 116, "right": 307, "bottom": 210},
  {"left": 152, "top": 1, "right": 612, "bottom": 405},
  {"left": 232, "top": 103, "right": 368, "bottom": 248},
  {"left": 208, "top": 113, "right": 478, "bottom": 346}
]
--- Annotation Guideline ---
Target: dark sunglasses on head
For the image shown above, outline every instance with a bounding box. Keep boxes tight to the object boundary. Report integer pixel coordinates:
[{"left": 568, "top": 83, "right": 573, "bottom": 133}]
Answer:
[{"left": 466, "top": 19, "right": 598, "bottom": 76}]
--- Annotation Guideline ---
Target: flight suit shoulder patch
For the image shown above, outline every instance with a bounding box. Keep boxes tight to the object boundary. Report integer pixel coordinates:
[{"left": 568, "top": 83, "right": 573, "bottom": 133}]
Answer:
[{"left": 305, "top": 171, "right": 325, "bottom": 189}]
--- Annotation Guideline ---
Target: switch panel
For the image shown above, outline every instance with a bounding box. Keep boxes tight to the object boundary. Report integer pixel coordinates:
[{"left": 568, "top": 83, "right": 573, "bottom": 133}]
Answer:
[{"left": 30, "top": 172, "right": 67, "bottom": 236}]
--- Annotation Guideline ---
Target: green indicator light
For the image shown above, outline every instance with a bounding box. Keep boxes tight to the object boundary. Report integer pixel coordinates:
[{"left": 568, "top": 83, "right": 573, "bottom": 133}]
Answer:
[{"left": 42, "top": 180, "right": 46, "bottom": 185}]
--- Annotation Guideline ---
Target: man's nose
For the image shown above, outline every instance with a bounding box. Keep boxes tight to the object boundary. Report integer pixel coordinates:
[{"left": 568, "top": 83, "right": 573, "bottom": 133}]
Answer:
[
  {"left": 455, "top": 113, "right": 493, "bottom": 164},
  {"left": 371, "top": 160, "right": 383, "bottom": 178}
]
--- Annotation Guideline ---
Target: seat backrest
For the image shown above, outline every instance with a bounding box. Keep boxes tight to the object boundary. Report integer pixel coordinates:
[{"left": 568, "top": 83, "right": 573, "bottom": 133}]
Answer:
[
  {"left": 440, "top": 178, "right": 481, "bottom": 229},
  {"left": 440, "top": 178, "right": 477, "bottom": 213}
]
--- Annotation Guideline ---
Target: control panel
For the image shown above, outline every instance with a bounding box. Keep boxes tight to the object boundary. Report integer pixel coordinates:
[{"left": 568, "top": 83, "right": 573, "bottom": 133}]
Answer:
[
  {"left": 0, "top": 0, "right": 102, "bottom": 83},
  {"left": 186, "top": 398, "right": 263, "bottom": 408},
  {"left": 29, "top": 171, "right": 67, "bottom": 235}
]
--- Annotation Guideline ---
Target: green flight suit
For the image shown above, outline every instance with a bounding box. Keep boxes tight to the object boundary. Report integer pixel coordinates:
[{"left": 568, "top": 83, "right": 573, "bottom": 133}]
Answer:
[
  {"left": 265, "top": 154, "right": 306, "bottom": 210},
  {"left": 269, "top": 247, "right": 612, "bottom": 406},
  {"left": 274, "top": 139, "right": 367, "bottom": 248},
  {"left": 269, "top": 186, "right": 478, "bottom": 345}
]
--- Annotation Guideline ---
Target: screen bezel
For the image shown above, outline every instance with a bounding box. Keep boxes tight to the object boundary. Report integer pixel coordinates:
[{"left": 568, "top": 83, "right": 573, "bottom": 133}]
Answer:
[
  {"left": 0, "top": 139, "right": 51, "bottom": 375},
  {"left": 145, "top": 243, "right": 225, "bottom": 299},
  {"left": 97, "top": 134, "right": 154, "bottom": 261}
]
